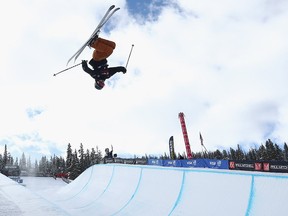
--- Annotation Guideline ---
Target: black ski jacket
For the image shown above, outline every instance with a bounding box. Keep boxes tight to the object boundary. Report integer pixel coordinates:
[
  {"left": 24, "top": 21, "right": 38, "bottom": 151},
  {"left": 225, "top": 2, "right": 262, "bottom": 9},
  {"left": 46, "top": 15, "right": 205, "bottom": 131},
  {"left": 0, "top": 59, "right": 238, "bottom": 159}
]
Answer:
[{"left": 82, "top": 60, "right": 126, "bottom": 80}]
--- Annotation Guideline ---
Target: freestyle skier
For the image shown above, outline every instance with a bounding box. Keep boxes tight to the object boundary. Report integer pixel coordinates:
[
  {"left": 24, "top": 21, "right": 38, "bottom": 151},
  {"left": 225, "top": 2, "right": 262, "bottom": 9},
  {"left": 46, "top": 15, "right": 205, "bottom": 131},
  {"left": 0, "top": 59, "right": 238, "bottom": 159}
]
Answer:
[
  {"left": 81, "top": 37, "right": 127, "bottom": 90},
  {"left": 54, "top": 5, "right": 132, "bottom": 87}
]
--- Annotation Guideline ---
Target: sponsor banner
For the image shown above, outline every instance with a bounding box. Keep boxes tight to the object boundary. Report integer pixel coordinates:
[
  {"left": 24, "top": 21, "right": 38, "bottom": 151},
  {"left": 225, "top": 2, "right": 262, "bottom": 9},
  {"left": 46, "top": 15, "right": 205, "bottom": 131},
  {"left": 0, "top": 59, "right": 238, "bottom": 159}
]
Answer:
[
  {"left": 114, "top": 158, "right": 124, "bottom": 164},
  {"left": 181, "top": 159, "right": 228, "bottom": 169},
  {"left": 229, "top": 160, "right": 288, "bottom": 173},
  {"left": 147, "top": 159, "right": 229, "bottom": 169},
  {"left": 181, "top": 159, "right": 199, "bottom": 168},
  {"left": 123, "top": 159, "right": 135, "bottom": 164},
  {"left": 229, "top": 161, "right": 258, "bottom": 171},
  {"left": 202, "top": 159, "right": 229, "bottom": 169},
  {"left": 163, "top": 160, "right": 182, "bottom": 167},
  {"left": 135, "top": 159, "right": 148, "bottom": 165},
  {"left": 263, "top": 161, "right": 288, "bottom": 173},
  {"left": 147, "top": 159, "right": 164, "bottom": 166},
  {"left": 104, "top": 158, "right": 114, "bottom": 164}
]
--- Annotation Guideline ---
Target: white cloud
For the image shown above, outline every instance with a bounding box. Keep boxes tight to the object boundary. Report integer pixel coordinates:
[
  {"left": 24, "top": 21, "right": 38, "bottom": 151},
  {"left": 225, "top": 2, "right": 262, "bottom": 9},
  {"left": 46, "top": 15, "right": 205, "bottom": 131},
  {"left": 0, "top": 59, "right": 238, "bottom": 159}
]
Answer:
[{"left": 1, "top": 0, "right": 288, "bottom": 160}]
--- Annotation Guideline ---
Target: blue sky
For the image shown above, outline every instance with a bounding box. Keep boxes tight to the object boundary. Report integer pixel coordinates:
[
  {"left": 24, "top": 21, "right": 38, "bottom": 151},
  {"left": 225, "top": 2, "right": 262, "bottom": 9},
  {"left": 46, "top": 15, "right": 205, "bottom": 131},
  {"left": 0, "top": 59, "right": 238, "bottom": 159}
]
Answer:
[
  {"left": 126, "top": 0, "right": 169, "bottom": 22},
  {"left": 1, "top": 0, "right": 288, "bottom": 161}
]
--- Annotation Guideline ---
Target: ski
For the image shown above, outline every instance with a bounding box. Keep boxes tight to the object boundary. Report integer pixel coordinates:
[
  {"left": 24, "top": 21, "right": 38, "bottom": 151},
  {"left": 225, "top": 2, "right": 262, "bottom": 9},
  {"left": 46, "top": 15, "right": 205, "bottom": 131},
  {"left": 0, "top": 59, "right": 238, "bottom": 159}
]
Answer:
[{"left": 67, "top": 5, "right": 120, "bottom": 65}]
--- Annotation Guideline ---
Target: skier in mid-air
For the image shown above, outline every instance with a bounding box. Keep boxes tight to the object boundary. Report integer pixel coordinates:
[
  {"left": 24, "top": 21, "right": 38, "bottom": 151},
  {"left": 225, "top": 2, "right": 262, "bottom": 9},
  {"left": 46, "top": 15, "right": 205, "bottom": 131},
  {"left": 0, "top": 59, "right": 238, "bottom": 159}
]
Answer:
[
  {"left": 54, "top": 6, "right": 132, "bottom": 84},
  {"left": 82, "top": 37, "right": 126, "bottom": 90}
]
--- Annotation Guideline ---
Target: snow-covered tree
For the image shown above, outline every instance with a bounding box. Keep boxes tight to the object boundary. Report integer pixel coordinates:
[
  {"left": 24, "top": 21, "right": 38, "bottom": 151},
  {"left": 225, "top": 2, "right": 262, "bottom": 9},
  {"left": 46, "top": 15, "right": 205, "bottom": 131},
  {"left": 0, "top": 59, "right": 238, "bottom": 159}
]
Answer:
[{"left": 66, "top": 143, "right": 73, "bottom": 171}]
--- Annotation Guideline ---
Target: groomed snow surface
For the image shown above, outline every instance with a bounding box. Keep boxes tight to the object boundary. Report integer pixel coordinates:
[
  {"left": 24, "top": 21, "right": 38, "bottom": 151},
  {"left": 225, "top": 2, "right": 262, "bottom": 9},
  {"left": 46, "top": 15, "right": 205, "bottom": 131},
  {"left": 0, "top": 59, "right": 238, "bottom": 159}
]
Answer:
[{"left": 1, "top": 164, "right": 288, "bottom": 216}]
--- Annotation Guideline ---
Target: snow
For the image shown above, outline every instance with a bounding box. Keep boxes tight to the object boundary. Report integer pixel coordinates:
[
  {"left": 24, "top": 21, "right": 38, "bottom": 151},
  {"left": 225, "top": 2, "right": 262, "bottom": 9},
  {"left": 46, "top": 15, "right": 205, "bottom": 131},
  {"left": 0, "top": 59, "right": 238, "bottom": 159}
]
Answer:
[
  {"left": 1, "top": 164, "right": 288, "bottom": 215},
  {"left": 0, "top": 175, "right": 68, "bottom": 215}
]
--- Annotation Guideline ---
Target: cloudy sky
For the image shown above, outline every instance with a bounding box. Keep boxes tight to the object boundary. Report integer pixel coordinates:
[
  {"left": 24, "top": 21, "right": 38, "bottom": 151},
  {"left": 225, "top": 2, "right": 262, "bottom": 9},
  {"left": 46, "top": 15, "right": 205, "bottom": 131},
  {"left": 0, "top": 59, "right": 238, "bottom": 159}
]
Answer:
[{"left": 1, "top": 0, "right": 288, "bottom": 161}]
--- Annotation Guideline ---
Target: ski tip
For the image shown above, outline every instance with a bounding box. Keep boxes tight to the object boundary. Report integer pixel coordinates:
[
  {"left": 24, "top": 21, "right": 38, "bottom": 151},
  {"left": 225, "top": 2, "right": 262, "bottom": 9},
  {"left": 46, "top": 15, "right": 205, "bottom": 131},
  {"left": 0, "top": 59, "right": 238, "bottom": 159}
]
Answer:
[{"left": 110, "top": 5, "right": 115, "bottom": 9}]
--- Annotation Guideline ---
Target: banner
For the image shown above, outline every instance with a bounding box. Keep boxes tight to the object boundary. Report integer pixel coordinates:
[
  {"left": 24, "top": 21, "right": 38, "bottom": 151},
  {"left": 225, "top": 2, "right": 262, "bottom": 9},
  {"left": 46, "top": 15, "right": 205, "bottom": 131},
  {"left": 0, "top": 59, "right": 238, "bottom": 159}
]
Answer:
[
  {"left": 178, "top": 112, "right": 193, "bottom": 159},
  {"left": 263, "top": 161, "right": 288, "bottom": 173},
  {"left": 169, "top": 136, "right": 176, "bottom": 159},
  {"left": 229, "top": 160, "right": 258, "bottom": 171},
  {"left": 202, "top": 159, "right": 229, "bottom": 169},
  {"left": 147, "top": 159, "right": 164, "bottom": 166},
  {"left": 163, "top": 160, "right": 182, "bottom": 167},
  {"left": 181, "top": 159, "right": 228, "bottom": 169},
  {"left": 147, "top": 159, "right": 229, "bottom": 169},
  {"left": 123, "top": 159, "right": 135, "bottom": 164},
  {"left": 135, "top": 159, "right": 148, "bottom": 165}
]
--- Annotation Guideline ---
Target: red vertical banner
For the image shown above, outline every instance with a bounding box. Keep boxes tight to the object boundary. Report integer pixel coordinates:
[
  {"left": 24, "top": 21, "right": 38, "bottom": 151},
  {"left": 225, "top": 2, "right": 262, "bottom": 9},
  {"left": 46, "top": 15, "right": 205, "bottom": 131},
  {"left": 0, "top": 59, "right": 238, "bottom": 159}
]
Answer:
[{"left": 178, "top": 112, "right": 193, "bottom": 159}]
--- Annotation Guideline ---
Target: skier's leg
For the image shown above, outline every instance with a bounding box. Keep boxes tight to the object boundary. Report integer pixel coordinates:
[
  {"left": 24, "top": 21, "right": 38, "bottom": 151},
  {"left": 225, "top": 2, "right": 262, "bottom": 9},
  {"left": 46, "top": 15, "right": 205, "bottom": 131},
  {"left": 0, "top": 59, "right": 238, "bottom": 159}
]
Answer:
[
  {"left": 92, "top": 50, "right": 108, "bottom": 61},
  {"left": 92, "top": 37, "right": 116, "bottom": 50},
  {"left": 91, "top": 38, "right": 115, "bottom": 61}
]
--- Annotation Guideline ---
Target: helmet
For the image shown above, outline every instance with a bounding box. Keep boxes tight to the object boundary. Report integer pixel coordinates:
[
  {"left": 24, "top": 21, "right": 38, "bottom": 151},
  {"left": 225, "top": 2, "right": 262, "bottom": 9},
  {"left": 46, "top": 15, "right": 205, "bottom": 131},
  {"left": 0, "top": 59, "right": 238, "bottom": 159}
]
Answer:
[{"left": 94, "top": 80, "right": 105, "bottom": 90}]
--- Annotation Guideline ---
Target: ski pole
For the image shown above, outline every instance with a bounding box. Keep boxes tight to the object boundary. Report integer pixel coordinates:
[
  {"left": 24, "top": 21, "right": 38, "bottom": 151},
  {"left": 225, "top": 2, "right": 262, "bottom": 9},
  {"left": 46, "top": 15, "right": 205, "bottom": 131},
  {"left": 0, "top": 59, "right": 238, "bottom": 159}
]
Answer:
[
  {"left": 53, "top": 62, "right": 82, "bottom": 76},
  {"left": 125, "top": 44, "right": 134, "bottom": 68}
]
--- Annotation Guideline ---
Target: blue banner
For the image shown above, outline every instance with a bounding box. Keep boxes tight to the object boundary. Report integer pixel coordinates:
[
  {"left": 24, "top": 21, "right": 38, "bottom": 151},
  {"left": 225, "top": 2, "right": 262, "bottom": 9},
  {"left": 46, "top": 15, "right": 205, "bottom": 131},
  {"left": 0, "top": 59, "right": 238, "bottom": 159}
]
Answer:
[
  {"left": 148, "top": 159, "right": 229, "bottom": 169},
  {"left": 163, "top": 160, "right": 182, "bottom": 167},
  {"left": 181, "top": 159, "right": 201, "bottom": 168},
  {"left": 180, "top": 159, "right": 229, "bottom": 168},
  {"left": 147, "top": 159, "right": 164, "bottom": 166},
  {"left": 201, "top": 159, "right": 228, "bottom": 169}
]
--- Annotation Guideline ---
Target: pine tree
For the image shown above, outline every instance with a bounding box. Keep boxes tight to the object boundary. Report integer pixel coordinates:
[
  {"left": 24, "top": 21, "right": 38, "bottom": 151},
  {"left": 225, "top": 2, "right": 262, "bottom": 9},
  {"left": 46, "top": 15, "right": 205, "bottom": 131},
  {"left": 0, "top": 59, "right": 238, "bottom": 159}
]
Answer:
[
  {"left": 68, "top": 149, "right": 81, "bottom": 180},
  {"left": 274, "top": 144, "right": 283, "bottom": 161},
  {"left": 3, "top": 144, "right": 8, "bottom": 167},
  {"left": 214, "top": 149, "right": 223, "bottom": 159},
  {"left": 84, "top": 149, "right": 90, "bottom": 170},
  {"left": 19, "top": 152, "right": 27, "bottom": 170},
  {"left": 34, "top": 160, "right": 39, "bottom": 174},
  {"left": 78, "top": 143, "right": 85, "bottom": 173},
  {"left": 235, "top": 144, "right": 245, "bottom": 160},
  {"left": 66, "top": 143, "right": 73, "bottom": 172},
  {"left": 7, "top": 152, "right": 13, "bottom": 165},
  {"left": 230, "top": 147, "right": 236, "bottom": 160},
  {"left": 0, "top": 154, "right": 2, "bottom": 170},
  {"left": 265, "top": 139, "right": 276, "bottom": 160},
  {"left": 222, "top": 150, "right": 229, "bottom": 159},
  {"left": 27, "top": 156, "right": 32, "bottom": 170},
  {"left": 90, "top": 148, "right": 97, "bottom": 165},
  {"left": 38, "top": 156, "right": 48, "bottom": 176},
  {"left": 14, "top": 157, "right": 19, "bottom": 166},
  {"left": 284, "top": 143, "right": 288, "bottom": 161},
  {"left": 50, "top": 155, "right": 57, "bottom": 175},
  {"left": 247, "top": 148, "right": 257, "bottom": 160},
  {"left": 257, "top": 144, "right": 267, "bottom": 160},
  {"left": 94, "top": 146, "right": 103, "bottom": 164}
]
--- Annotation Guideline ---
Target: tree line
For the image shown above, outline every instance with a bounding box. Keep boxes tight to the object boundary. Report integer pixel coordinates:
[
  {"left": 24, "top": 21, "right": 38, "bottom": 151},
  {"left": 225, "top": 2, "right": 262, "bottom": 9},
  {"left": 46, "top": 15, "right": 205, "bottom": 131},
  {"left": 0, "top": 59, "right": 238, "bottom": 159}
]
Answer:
[
  {"left": 1, "top": 139, "right": 288, "bottom": 179},
  {"left": 160, "top": 139, "right": 288, "bottom": 161},
  {"left": 0, "top": 143, "right": 103, "bottom": 180}
]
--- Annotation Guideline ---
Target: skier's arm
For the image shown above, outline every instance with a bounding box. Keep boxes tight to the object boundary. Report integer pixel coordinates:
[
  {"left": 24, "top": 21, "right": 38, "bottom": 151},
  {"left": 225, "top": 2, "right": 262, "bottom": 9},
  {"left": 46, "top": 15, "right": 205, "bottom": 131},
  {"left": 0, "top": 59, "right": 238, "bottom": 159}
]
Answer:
[
  {"left": 82, "top": 60, "right": 94, "bottom": 75},
  {"left": 107, "top": 66, "right": 126, "bottom": 77}
]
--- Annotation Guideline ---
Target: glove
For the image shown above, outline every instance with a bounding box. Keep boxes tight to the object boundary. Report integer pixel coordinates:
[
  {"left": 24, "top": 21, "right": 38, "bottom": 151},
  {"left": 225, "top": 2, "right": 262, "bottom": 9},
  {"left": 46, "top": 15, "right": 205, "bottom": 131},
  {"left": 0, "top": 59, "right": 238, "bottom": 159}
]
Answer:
[
  {"left": 121, "top": 67, "right": 127, "bottom": 74},
  {"left": 82, "top": 60, "right": 88, "bottom": 71}
]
